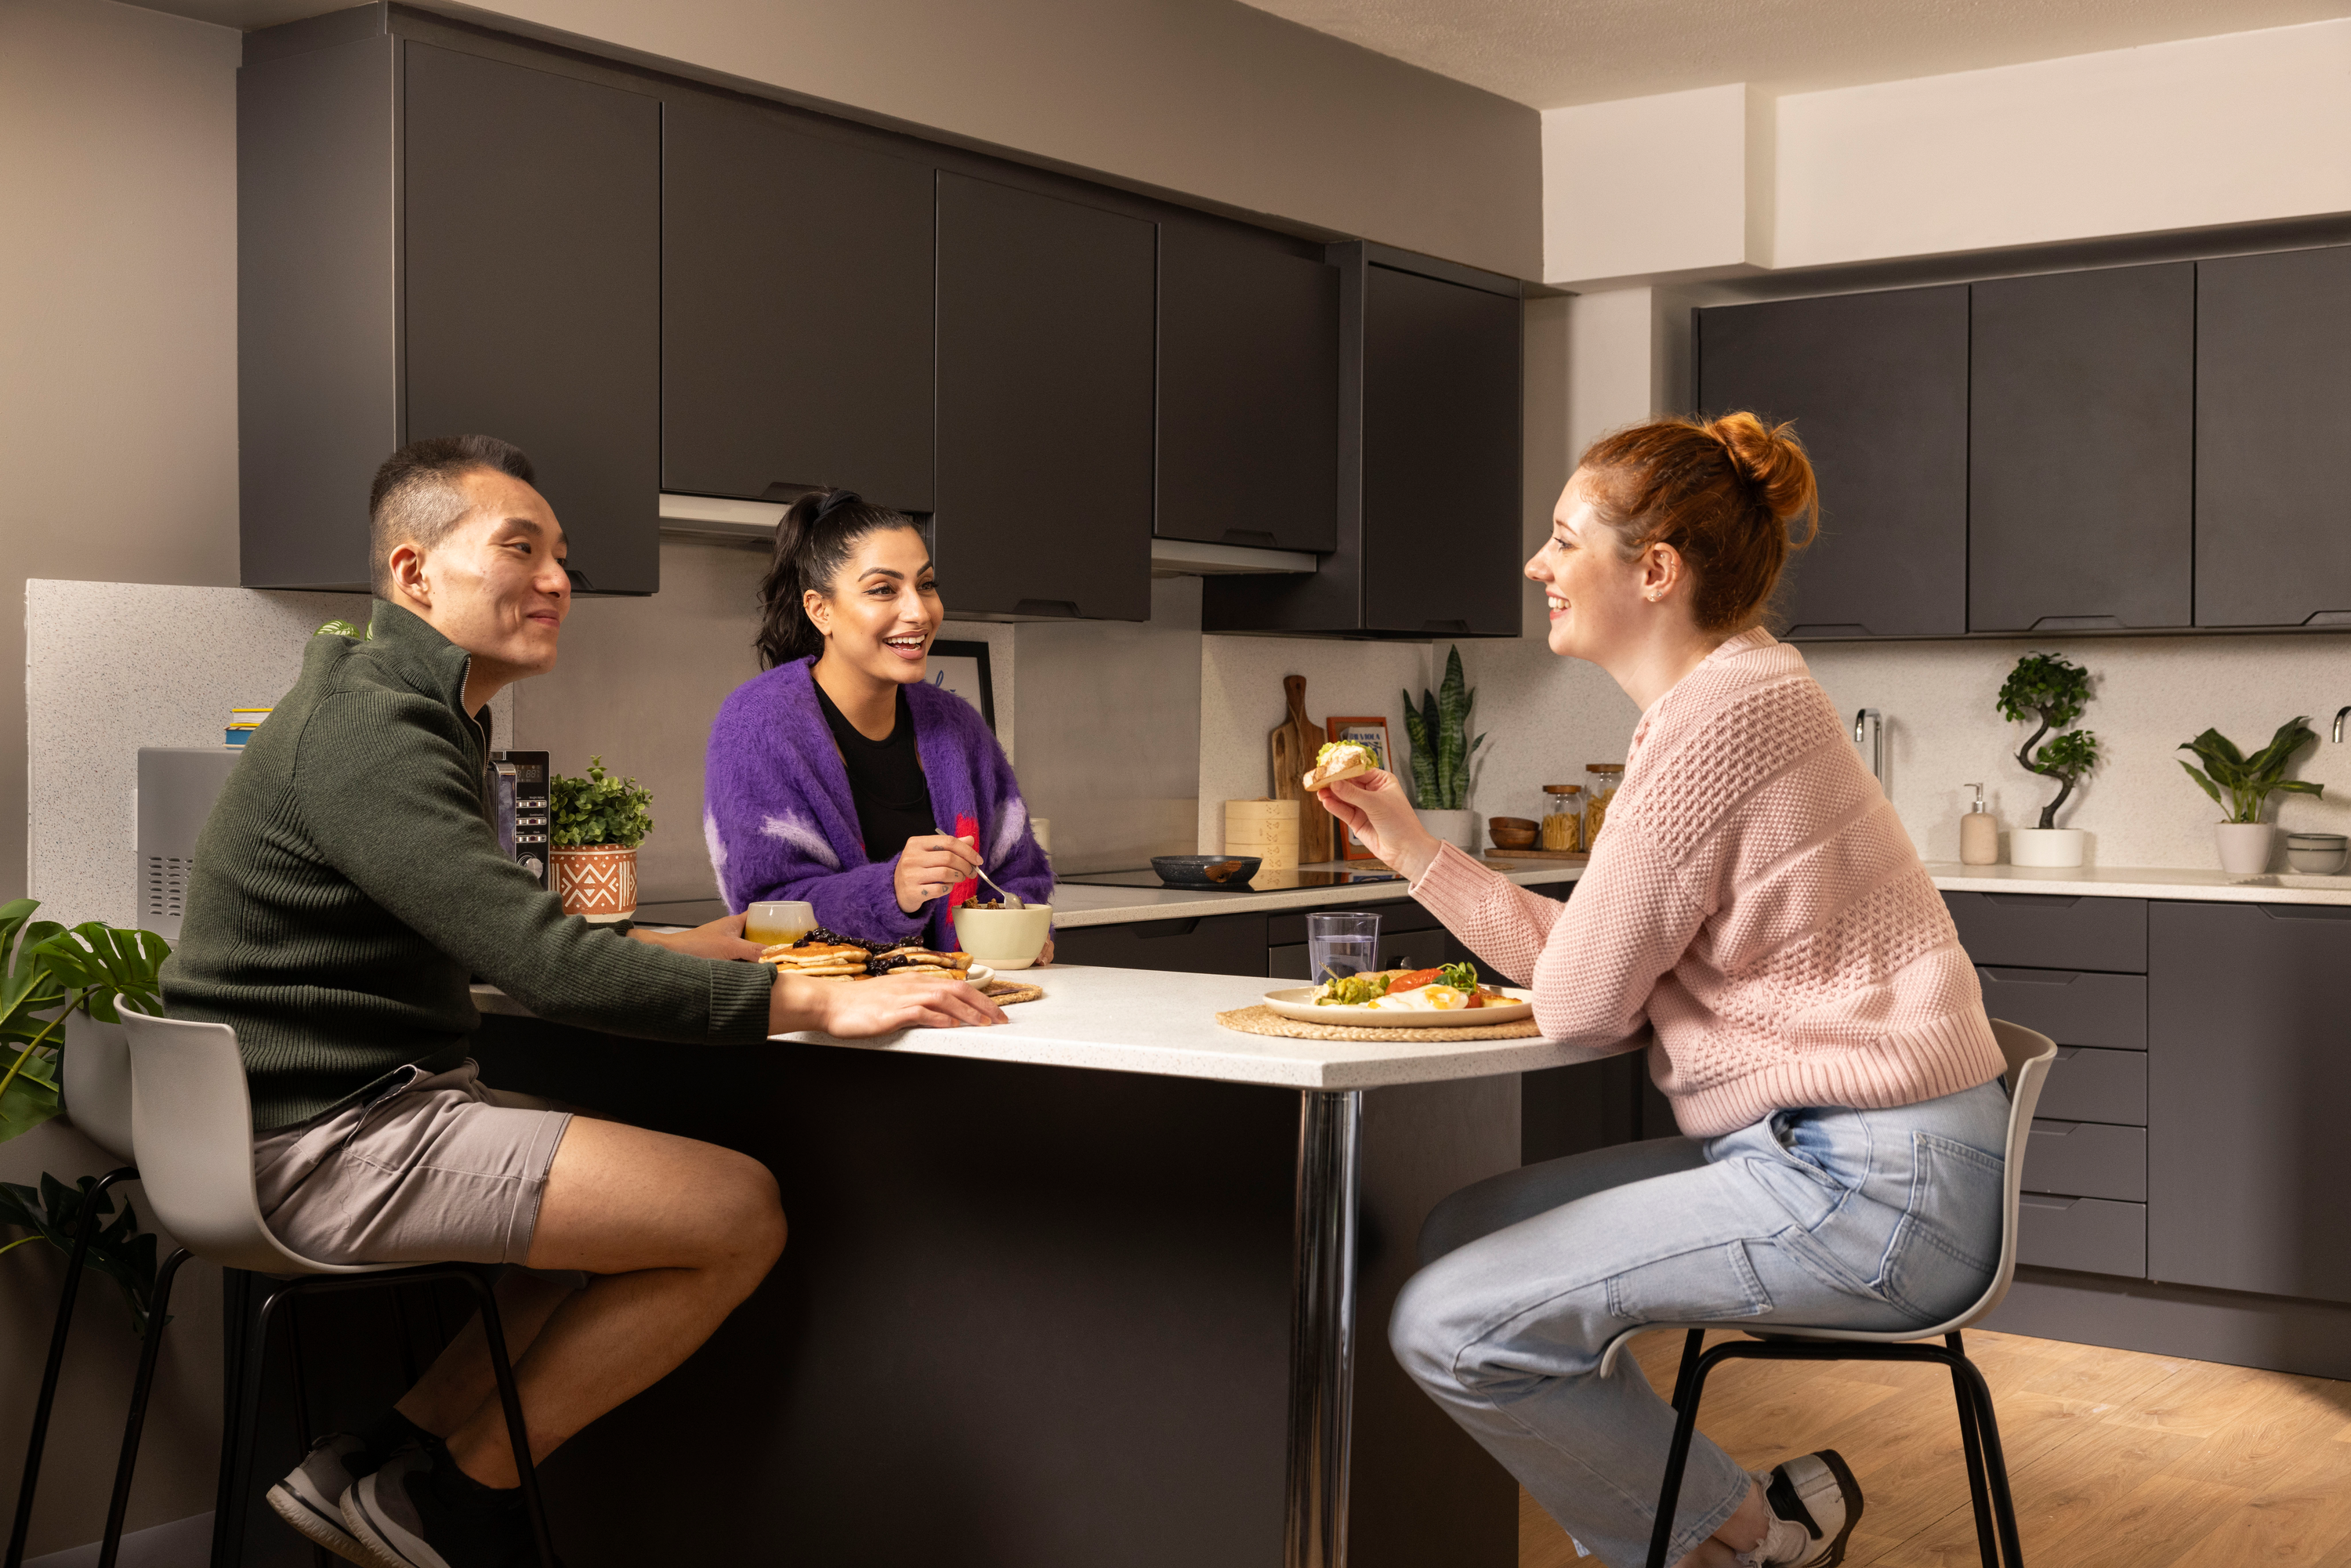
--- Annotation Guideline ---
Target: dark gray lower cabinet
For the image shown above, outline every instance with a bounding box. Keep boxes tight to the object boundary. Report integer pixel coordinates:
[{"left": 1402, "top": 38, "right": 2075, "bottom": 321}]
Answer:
[
  {"left": 2016, "top": 1195, "right": 2146, "bottom": 1279},
  {"left": 935, "top": 172, "right": 1155, "bottom": 621},
  {"left": 1943, "top": 892, "right": 2146, "bottom": 973},
  {"left": 1969, "top": 262, "right": 2193, "bottom": 632},
  {"left": 1052, "top": 912, "right": 1268, "bottom": 976},
  {"left": 2035, "top": 1047, "right": 2146, "bottom": 1125},
  {"left": 1694, "top": 284, "right": 1969, "bottom": 639},
  {"left": 2149, "top": 900, "right": 2351, "bottom": 1304},
  {"left": 2194, "top": 244, "right": 2351, "bottom": 628},
  {"left": 2023, "top": 1119, "right": 2145, "bottom": 1203}
]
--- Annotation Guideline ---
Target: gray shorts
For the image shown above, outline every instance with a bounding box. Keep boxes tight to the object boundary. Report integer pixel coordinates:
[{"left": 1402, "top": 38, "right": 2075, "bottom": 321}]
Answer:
[{"left": 253, "top": 1059, "right": 572, "bottom": 1268}]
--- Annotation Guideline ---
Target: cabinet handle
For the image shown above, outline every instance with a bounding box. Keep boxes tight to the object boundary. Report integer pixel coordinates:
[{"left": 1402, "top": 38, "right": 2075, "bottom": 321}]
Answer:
[
  {"left": 1131, "top": 918, "right": 1202, "bottom": 939},
  {"left": 1981, "top": 967, "right": 2085, "bottom": 984},
  {"left": 759, "top": 481, "right": 824, "bottom": 502},
  {"left": 1220, "top": 528, "right": 1278, "bottom": 547},
  {"left": 1419, "top": 619, "right": 1470, "bottom": 634},
  {"left": 2030, "top": 1119, "right": 2082, "bottom": 1137},
  {"left": 1983, "top": 893, "right": 2082, "bottom": 908},
  {"left": 2029, "top": 615, "right": 2126, "bottom": 632},
  {"left": 2052, "top": 1047, "right": 2081, "bottom": 1060},
  {"left": 2019, "top": 1194, "right": 2081, "bottom": 1211},
  {"left": 564, "top": 567, "right": 596, "bottom": 592},
  {"left": 1014, "top": 599, "right": 1081, "bottom": 617},
  {"left": 2259, "top": 904, "right": 2351, "bottom": 921},
  {"left": 1784, "top": 624, "right": 1872, "bottom": 639}
]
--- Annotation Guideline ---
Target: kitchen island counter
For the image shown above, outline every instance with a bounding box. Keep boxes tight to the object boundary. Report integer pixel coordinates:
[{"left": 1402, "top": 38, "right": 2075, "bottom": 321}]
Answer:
[{"left": 1046, "top": 857, "right": 1581, "bottom": 926}]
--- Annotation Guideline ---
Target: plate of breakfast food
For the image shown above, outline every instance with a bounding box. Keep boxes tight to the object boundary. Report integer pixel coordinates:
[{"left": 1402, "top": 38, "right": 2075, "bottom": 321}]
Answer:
[
  {"left": 1263, "top": 961, "right": 1534, "bottom": 1027},
  {"left": 758, "top": 928, "right": 985, "bottom": 984}
]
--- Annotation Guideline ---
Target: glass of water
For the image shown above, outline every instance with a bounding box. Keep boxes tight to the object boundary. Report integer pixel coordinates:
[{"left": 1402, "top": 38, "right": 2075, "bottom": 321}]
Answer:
[{"left": 1306, "top": 911, "right": 1381, "bottom": 984}]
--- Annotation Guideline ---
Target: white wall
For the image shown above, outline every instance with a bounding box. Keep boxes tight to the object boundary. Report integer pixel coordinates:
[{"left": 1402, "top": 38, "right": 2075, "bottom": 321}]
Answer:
[{"left": 1543, "top": 16, "right": 2351, "bottom": 287}]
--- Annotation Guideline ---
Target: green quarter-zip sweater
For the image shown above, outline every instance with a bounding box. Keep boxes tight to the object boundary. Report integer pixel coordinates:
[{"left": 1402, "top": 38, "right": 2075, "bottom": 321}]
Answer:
[{"left": 162, "top": 599, "right": 775, "bottom": 1132}]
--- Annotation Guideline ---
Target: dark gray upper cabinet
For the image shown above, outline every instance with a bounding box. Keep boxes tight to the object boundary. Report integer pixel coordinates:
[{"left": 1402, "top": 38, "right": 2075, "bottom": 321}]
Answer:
[
  {"left": 2148, "top": 900, "right": 2351, "bottom": 1304},
  {"left": 1204, "top": 246, "right": 1522, "bottom": 637},
  {"left": 1969, "top": 263, "right": 2194, "bottom": 632},
  {"left": 2194, "top": 245, "right": 2351, "bottom": 628},
  {"left": 661, "top": 97, "right": 936, "bottom": 514},
  {"left": 935, "top": 172, "right": 1155, "bottom": 621},
  {"left": 1157, "top": 215, "right": 1339, "bottom": 552},
  {"left": 239, "top": 32, "right": 661, "bottom": 592},
  {"left": 1694, "top": 286, "right": 1968, "bottom": 639}
]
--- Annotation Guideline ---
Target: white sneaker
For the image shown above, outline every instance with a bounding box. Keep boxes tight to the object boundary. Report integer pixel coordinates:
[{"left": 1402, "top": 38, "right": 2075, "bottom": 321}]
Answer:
[{"left": 1751, "top": 1450, "right": 1863, "bottom": 1566}]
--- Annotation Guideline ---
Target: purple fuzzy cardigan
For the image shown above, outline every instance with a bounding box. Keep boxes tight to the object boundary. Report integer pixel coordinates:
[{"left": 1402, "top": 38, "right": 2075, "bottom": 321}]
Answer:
[{"left": 703, "top": 658, "right": 1052, "bottom": 950}]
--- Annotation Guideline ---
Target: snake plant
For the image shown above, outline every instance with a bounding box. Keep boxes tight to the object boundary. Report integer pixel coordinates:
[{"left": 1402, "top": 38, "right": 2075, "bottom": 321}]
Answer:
[{"left": 1400, "top": 646, "right": 1485, "bottom": 812}]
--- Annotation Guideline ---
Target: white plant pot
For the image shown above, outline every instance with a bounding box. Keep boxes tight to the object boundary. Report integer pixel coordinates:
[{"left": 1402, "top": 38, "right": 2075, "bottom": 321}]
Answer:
[
  {"left": 2007, "top": 827, "right": 2085, "bottom": 867},
  {"left": 1414, "top": 809, "right": 1479, "bottom": 856},
  {"left": 2213, "top": 822, "right": 2277, "bottom": 875}
]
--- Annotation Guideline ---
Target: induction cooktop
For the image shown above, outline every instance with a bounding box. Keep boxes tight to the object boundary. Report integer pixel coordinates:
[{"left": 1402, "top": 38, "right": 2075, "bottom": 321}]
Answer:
[{"left": 1052, "top": 866, "right": 1401, "bottom": 893}]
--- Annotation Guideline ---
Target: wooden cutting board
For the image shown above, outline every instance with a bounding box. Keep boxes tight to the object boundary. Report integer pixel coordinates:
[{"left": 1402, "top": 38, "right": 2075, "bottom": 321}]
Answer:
[{"left": 1270, "top": 674, "right": 1334, "bottom": 865}]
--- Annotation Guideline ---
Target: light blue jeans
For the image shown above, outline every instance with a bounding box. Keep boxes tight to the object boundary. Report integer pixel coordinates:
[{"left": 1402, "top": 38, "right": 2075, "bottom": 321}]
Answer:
[{"left": 1389, "top": 1078, "right": 2009, "bottom": 1566}]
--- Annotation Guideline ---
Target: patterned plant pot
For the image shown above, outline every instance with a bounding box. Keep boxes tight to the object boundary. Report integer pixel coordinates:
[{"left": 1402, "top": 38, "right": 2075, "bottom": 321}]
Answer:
[{"left": 550, "top": 844, "right": 638, "bottom": 922}]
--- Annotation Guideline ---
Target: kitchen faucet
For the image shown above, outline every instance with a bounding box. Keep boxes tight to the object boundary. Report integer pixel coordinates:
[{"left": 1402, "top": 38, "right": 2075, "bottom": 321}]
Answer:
[
  {"left": 1853, "top": 708, "right": 1885, "bottom": 785},
  {"left": 2335, "top": 706, "right": 2349, "bottom": 743}
]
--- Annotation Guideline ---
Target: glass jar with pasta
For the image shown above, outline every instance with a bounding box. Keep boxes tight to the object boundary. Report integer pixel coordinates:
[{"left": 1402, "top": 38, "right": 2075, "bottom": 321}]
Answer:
[
  {"left": 1583, "top": 762, "right": 1625, "bottom": 847},
  {"left": 1540, "top": 784, "right": 1583, "bottom": 852}
]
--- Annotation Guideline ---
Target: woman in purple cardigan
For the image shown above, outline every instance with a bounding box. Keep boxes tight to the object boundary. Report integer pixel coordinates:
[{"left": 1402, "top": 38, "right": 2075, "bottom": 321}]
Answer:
[{"left": 704, "top": 488, "right": 1052, "bottom": 956}]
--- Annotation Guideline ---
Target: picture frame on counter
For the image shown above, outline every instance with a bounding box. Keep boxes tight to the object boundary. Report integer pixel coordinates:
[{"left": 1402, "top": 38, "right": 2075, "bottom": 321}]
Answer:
[
  {"left": 1324, "top": 715, "right": 1390, "bottom": 861},
  {"left": 926, "top": 640, "right": 996, "bottom": 732}
]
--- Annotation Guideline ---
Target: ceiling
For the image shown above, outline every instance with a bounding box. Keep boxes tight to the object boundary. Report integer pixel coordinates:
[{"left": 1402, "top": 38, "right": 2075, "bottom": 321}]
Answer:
[{"left": 1234, "top": 0, "right": 2351, "bottom": 108}]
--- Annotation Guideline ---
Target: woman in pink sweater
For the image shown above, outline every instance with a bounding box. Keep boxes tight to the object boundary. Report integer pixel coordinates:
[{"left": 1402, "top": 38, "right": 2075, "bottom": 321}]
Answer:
[{"left": 1324, "top": 415, "right": 2009, "bottom": 1568}]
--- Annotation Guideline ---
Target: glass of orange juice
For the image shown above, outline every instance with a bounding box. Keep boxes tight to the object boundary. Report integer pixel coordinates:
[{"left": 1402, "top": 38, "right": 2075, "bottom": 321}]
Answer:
[{"left": 746, "top": 900, "right": 816, "bottom": 947}]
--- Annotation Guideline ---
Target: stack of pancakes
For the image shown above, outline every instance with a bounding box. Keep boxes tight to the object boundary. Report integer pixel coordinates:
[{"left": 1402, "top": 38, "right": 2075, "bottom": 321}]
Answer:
[
  {"left": 758, "top": 940, "right": 871, "bottom": 980},
  {"left": 867, "top": 946, "right": 973, "bottom": 979},
  {"left": 757, "top": 938, "right": 975, "bottom": 982}
]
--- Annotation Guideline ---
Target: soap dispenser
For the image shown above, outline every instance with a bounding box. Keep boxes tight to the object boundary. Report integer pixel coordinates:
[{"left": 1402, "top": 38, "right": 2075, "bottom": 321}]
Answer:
[{"left": 1960, "top": 784, "right": 1999, "bottom": 866}]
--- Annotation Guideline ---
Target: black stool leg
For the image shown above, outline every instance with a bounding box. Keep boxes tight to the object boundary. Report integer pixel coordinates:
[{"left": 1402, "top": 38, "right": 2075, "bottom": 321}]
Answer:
[
  {"left": 212, "top": 1280, "right": 297, "bottom": 1568},
  {"left": 95, "top": 1249, "right": 190, "bottom": 1568},
  {"left": 1644, "top": 1348, "right": 1722, "bottom": 1568},
  {"left": 1947, "top": 1333, "right": 1999, "bottom": 1568},
  {"left": 1668, "top": 1329, "right": 1705, "bottom": 1412},
  {"left": 6, "top": 1165, "right": 137, "bottom": 1568},
  {"left": 1950, "top": 1343, "right": 2024, "bottom": 1566},
  {"left": 456, "top": 1267, "right": 556, "bottom": 1568}
]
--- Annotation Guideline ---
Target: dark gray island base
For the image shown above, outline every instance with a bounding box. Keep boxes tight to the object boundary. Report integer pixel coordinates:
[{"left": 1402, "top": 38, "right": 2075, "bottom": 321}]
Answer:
[{"left": 453, "top": 1006, "right": 1523, "bottom": 1568}]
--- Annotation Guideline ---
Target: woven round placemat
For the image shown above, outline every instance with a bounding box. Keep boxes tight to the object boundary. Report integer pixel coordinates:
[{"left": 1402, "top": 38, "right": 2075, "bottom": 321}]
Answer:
[
  {"left": 984, "top": 981, "right": 1045, "bottom": 1005},
  {"left": 1215, "top": 1004, "right": 1540, "bottom": 1043}
]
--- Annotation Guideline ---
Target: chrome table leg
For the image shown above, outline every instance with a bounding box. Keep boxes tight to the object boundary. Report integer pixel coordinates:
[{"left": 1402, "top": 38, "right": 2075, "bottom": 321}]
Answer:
[{"left": 1286, "top": 1089, "right": 1364, "bottom": 1568}]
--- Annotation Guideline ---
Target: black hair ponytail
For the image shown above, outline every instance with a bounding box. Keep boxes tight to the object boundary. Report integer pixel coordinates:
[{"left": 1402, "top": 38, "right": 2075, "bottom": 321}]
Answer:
[{"left": 753, "top": 488, "right": 920, "bottom": 668}]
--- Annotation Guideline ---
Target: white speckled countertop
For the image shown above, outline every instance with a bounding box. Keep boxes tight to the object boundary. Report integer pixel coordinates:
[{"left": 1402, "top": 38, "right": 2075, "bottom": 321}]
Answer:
[
  {"left": 767, "top": 964, "right": 1613, "bottom": 1089},
  {"left": 1045, "top": 859, "right": 1584, "bottom": 927},
  {"left": 1922, "top": 861, "right": 2351, "bottom": 905}
]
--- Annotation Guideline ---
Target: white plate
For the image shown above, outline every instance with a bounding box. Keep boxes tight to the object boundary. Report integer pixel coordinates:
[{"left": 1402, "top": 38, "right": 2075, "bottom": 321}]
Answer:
[{"left": 1262, "top": 985, "right": 1534, "bottom": 1028}]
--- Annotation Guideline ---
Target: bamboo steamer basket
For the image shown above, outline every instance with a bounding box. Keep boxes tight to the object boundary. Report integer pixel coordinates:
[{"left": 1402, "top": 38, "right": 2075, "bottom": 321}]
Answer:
[{"left": 1225, "top": 798, "right": 1301, "bottom": 869}]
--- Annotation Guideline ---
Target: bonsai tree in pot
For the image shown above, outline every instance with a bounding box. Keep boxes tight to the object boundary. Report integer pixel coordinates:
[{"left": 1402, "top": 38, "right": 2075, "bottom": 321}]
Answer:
[
  {"left": 549, "top": 756, "right": 654, "bottom": 922},
  {"left": 1400, "top": 646, "right": 1486, "bottom": 853},
  {"left": 2179, "top": 717, "right": 2324, "bottom": 874},
  {"left": 1995, "top": 652, "right": 2101, "bottom": 867}
]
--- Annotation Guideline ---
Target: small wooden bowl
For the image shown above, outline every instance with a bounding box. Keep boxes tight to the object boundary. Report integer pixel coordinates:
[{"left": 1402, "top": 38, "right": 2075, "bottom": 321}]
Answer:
[
  {"left": 1489, "top": 817, "right": 1538, "bottom": 831},
  {"left": 1490, "top": 826, "right": 1539, "bottom": 849}
]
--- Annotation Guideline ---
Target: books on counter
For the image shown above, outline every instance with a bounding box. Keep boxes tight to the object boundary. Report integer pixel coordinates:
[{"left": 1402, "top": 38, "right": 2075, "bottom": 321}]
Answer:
[{"left": 226, "top": 706, "right": 272, "bottom": 747}]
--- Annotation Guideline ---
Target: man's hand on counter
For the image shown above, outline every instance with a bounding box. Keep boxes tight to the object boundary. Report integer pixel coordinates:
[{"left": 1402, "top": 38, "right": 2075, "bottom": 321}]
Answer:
[
  {"left": 770, "top": 970, "right": 1009, "bottom": 1037},
  {"left": 630, "top": 911, "right": 769, "bottom": 962}
]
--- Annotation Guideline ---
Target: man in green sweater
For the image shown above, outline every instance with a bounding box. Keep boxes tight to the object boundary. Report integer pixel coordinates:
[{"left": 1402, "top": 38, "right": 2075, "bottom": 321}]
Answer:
[{"left": 165, "top": 434, "right": 1005, "bottom": 1568}]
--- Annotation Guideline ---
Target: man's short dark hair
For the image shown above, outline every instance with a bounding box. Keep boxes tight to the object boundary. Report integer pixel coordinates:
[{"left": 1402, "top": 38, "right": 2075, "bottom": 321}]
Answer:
[{"left": 368, "top": 435, "right": 537, "bottom": 598}]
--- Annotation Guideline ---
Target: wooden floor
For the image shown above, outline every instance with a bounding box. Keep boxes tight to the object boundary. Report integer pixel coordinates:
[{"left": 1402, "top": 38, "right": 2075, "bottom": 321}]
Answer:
[{"left": 1518, "top": 1328, "right": 2351, "bottom": 1568}]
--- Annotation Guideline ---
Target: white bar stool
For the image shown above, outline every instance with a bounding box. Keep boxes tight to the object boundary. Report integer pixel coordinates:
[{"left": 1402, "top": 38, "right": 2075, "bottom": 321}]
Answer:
[
  {"left": 1603, "top": 1019, "right": 2059, "bottom": 1568},
  {"left": 114, "top": 1012, "right": 555, "bottom": 1568}
]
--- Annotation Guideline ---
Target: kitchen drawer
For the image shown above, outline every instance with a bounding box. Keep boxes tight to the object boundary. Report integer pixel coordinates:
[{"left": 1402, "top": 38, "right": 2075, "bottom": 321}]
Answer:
[
  {"left": 1267, "top": 897, "right": 1441, "bottom": 947},
  {"left": 1268, "top": 927, "right": 1458, "bottom": 982},
  {"left": 2016, "top": 1194, "right": 2146, "bottom": 1279},
  {"left": 2034, "top": 1047, "right": 2146, "bottom": 1125},
  {"left": 2023, "top": 1118, "right": 2146, "bottom": 1202},
  {"left": 1944, "top": 892, "right": 2146, "bottom": 972},
  {"left": 1053, "top": 912, "right": 1269, "bottom": 976},
  {"left": 1975, "top": 968, "right": 2146, "bottom": 1050}
]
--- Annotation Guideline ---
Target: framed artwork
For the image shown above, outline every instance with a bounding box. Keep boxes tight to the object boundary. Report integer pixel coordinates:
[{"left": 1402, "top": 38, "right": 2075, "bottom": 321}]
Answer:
[
  {"left": 926, "top": 641, "right": 996, "bottom": 733},
  {"left": 1324, "top": 715, "right": 1391, "bottom": 861}
]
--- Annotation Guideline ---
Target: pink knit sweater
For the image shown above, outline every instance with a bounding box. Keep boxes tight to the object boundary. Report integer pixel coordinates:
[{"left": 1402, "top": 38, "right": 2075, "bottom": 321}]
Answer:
[{"left": 1413, "top": 628, "right": 2004, "bottom": 1138}]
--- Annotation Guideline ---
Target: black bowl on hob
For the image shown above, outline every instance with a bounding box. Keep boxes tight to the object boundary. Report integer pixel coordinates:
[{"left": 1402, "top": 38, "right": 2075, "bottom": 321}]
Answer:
[{"left": 1150, "top": 854, "right": 1262, "bottom": 888}]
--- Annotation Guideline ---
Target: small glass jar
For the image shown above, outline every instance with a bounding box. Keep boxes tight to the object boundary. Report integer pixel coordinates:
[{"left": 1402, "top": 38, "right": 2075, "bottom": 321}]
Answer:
[
  {"left": 1584, "top": 762, "right": 1625, "bottom": 846},
  {"left": 1540, "top": 785, "right": 1582, "bottom": 851}
]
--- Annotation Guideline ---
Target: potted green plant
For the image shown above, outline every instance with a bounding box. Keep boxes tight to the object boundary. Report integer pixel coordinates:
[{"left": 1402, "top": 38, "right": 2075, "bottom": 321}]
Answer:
[
  {"left": 2179, "top": 718, "right": 2324, "bottom": 874},
  {"left": 1996, "top": 652, "right": 2101, "bottom": 867},
  {"left": 1400, "top": 646, "right": 1486, "bottom": 853},
  {"left": 549, "top": 756, "right": 654, "bottom": 922}
]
